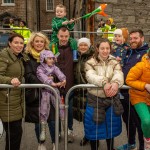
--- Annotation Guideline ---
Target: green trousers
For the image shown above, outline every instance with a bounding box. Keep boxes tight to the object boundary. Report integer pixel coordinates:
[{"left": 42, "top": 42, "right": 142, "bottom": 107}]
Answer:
[{"left": 134, "top": 102, "right": 150, "bottom": 138}]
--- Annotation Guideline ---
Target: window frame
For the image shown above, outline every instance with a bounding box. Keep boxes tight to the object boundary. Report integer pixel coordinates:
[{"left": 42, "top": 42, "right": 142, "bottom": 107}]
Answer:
[
  {"left": 1, "top": 0, "right": 15, "bottom": 6},
  {"left": 46, "top": 0, "right": 54, "bottom": 12}
]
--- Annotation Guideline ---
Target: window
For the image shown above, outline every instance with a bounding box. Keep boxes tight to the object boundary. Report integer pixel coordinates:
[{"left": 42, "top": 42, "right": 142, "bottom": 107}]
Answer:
[
  {"left": 2, "top": 0, "right": 15, "bottom": 6},
  {"left": 3, "top": 0, "right": 14, "bottom": 3},
  {"left": 46, "top": 0, "right": 54, "bottom": 11}
]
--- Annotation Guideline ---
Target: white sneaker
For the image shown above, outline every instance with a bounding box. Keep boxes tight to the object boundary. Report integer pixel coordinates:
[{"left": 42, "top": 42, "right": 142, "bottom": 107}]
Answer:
[
  {"left": 68, "top": 129, "right": 74, "bottom": 143},
  {"left": 40, "top": 122, "right": 46, "bottom": 142},
  {"left": 38, "top": 144, "right": 47, "bottom": 150},
  {"left": 52, "top": 143, "right": 55, "bottom": 150}
]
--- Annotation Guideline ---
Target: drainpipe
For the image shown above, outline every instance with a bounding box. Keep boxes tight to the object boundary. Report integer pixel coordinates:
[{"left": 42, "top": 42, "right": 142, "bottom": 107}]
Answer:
[
  {"left": 36, "top": 0, "right": 40, "bottom": 31},
  {"left": 69, "top": 0, "right": 70, "bottom": 19},
  {"left": 38, "top": 0, "right": 41, "bottom": 30},
  {"left": 25, "top": 0, "right": 28, "bottom": 25},
  {"left": 88, "top": 0, "right": 94, "bottom": 44}
]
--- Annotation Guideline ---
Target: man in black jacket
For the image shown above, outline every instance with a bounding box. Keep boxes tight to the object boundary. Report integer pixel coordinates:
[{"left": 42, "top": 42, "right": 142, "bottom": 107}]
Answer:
[{"left": 118, "top": 29, "right": 149, "bottom": 150}]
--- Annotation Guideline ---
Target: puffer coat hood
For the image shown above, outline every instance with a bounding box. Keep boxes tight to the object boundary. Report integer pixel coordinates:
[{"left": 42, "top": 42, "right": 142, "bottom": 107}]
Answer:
[{"left": 40, "top": 50, "right": 55, "bottom": 63}]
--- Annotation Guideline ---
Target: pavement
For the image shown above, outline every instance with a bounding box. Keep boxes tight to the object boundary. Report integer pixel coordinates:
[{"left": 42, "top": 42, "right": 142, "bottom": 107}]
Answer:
[{"left": 0, "top": 119, "right": 139, "bottom": 150}]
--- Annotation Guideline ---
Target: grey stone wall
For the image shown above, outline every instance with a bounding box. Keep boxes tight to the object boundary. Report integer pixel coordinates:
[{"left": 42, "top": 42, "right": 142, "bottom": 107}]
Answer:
[{"left": 95, "top": 0, "right": 150, "bottom": 44}]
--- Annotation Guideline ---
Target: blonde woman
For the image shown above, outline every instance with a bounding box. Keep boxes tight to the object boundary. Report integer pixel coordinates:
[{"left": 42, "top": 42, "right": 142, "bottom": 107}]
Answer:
[{"left": 24, "top": 32, "right": 55, "bottom": 150}]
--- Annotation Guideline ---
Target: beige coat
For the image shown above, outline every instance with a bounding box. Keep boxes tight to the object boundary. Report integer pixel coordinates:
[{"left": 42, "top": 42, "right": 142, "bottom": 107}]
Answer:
[{"left": 85, "top": 55, "right": 124, "bottom": 98}]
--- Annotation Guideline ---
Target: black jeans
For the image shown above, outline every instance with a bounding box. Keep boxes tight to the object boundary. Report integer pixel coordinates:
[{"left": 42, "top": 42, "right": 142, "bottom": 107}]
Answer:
[
  {"left": 120, "top": 89, "right": 144, "bottom": 150},
  {"left": 90, "top": 138, "right": 114, "bottom": 150},
  {"left": 3, "top": 119, "right": 22, "bottom": 150}
]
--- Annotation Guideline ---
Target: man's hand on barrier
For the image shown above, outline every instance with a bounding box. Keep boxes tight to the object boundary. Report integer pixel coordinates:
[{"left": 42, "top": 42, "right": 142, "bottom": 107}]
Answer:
[{"left": 11, "top": 78, "right": 21, "bottom": 87}]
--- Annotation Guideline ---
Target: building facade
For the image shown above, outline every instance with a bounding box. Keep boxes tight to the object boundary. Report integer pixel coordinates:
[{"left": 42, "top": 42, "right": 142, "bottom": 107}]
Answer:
[
  {"left": 0, "top": 0, "right": 75, "bottom": 31},
  {"left": 0, "top": 0, "right": 150, "bottom": 43}
]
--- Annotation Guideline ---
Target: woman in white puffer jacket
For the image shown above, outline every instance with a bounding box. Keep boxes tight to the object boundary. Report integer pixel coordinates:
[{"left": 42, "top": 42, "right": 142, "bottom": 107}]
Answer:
[{"left": 84, "top": 38, "right": 124, "bottom": 150}]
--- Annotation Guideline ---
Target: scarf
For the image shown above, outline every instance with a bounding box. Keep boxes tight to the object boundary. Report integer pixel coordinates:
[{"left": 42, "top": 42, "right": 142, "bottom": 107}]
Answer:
[{"left": 31, "top": 48, "right": 41, "bottom": 62}]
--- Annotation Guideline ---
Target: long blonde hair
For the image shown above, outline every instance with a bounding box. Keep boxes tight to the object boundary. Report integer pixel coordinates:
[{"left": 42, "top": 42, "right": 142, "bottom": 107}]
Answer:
[{"left": 25, "top": 32, "right": 50, "bottom": 54}]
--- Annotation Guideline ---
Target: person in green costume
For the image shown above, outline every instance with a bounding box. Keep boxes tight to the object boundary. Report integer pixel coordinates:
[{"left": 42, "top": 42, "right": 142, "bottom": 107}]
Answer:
[{"left": 51, "top": 4, "right": 75, "bottom": 43}]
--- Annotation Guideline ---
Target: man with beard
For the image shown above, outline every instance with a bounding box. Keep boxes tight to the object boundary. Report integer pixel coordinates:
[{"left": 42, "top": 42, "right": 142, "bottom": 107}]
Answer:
[
  {"left": 117, "top": 29, "right": 149, "bottom": 150},
  {"left": 49, "top": 27, "right": 77, "bottom": 143}
]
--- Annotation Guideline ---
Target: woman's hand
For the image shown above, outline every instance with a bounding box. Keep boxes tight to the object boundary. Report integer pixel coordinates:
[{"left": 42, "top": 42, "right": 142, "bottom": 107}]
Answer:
[
  {"left": 103, "top": 83, "right": 111, "bottom": 96},
  {"left": 104, "top": 82, "right": 119, "bottom": 97},
  {"left": 11, "top": 78, "right": 21, "bottom": 87},
  {"left": 145, "top": 84, "right": 150, "bottom": 93}
]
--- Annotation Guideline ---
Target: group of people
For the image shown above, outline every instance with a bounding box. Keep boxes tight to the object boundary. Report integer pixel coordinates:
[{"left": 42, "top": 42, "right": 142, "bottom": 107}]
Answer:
[
  {"left": 0, "top": 3, "right": 150, "bottom": 150},
  {"left": 6, "top": 18, "right": 31, "bottom": 46}
]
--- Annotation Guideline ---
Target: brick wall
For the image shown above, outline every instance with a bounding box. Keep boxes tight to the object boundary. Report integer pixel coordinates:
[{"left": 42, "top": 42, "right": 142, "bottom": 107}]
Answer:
[
  {"left": 0, "top": 0, "right": 74, "bottom": 31},
  {"left": 0, "top": 0, "right": 26, "bottom": 24},
  {"left": 39, "top": 0, "right": 75, "bottom": 30},
  {"left": 95, "top": 0, "right": 150, "bottom": 43},
  {"left": 1, "top": 0, "right": 150, "bottom": 43}
]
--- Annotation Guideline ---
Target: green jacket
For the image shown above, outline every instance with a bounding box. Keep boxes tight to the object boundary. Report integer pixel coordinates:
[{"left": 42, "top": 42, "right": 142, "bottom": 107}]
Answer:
[
  {"left": 0, "top": 47, "right": 29, "bottom": 122},
  {"left": 51, "top": 17, "right": 75, "bottom": 42}
]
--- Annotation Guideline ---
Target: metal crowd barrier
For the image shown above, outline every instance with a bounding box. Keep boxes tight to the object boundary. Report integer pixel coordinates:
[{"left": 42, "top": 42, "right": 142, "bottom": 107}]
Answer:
[
  {"left": 41, "top": 29, "right": 150, "bottom": 45},
  {"left": 64, "top": 84, "right": 130, "bottom": 150},
  {"left": 0, "top": 29, "right": 150, "bottom": 50},
  {"left": 0, "top": 84, "right": 59, "bottom": 150}
]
